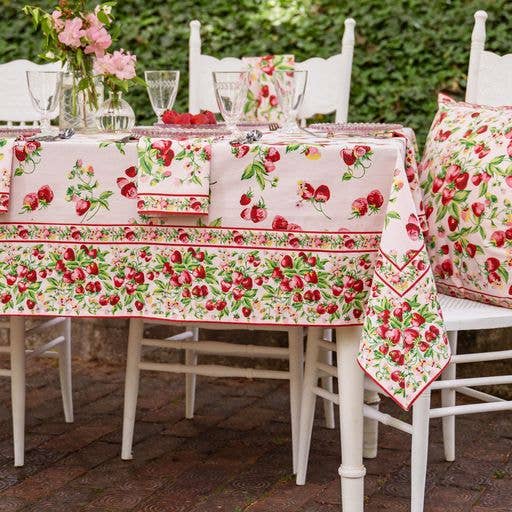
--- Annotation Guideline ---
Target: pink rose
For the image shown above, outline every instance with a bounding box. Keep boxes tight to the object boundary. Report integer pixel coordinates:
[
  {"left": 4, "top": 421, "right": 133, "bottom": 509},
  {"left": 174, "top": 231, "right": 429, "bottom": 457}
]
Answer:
[
  {"left": 58, "top": 17, "right": 86, "bottom": 48},
  {"left": 51, "top": 10, "right": 65, "bottom": 31},
  {"left": 84, "top": 25, "right": 112, "bottom": 58}
]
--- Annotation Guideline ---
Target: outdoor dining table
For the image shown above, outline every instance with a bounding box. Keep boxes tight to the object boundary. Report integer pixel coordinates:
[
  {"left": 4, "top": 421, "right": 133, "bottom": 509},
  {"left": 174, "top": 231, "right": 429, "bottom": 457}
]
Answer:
[{"left": 0, "top": 126, "right": 450, "bottom": 511}]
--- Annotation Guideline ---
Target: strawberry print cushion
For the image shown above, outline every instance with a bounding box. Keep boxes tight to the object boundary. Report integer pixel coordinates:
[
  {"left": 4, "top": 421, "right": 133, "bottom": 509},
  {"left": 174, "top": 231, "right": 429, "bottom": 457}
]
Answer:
[
  {"left": 242, "top": 55, "right": 294, "bottom": 123},
  {"left": 420, "top": 94, "right": 512, "bottom": 308}
]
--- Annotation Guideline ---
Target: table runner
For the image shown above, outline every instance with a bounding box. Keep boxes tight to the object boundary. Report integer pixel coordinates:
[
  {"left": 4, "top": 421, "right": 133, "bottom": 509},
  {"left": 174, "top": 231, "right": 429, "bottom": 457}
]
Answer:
[{"left": 0, "top": 131, "right": 449, "bottom": 408}]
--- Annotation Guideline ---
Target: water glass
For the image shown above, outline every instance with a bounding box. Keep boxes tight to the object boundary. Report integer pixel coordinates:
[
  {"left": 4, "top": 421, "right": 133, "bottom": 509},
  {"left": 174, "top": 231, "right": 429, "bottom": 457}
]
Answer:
[
  {"left": 145, "top": 70, "right": 180, "bottom": 123},
  {"left": 212, "top": 71, "right": 249, "bottom": 136},
  {"left": 26, "top": 71, "right": 63, "bottom": 135},
  {"left": 273, "top": 70, "right": 308, "bottom": 133}
]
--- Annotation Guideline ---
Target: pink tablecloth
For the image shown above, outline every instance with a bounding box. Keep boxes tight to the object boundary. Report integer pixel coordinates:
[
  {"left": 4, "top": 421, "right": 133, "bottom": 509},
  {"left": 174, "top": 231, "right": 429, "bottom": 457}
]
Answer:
[{"left": 0, "top": 131, "right": 449, "bottom": 409}]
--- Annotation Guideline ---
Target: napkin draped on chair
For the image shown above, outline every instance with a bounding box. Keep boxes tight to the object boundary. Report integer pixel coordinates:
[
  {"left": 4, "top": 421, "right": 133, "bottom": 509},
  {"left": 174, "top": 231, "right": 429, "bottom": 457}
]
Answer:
[{"left": 242, "top": 55, "right": 294, "bottom": 123}]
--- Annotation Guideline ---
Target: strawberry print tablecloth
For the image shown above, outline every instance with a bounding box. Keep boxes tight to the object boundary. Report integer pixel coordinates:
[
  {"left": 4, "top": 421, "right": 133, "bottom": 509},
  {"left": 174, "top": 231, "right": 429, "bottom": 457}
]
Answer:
[{"left": 0, "top": 131, "right": 449, "bottom": 409}]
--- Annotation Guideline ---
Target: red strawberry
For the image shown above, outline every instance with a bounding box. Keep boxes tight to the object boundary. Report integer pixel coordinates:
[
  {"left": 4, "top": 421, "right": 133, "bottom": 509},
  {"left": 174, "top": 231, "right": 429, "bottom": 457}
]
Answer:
[
  {"left": 240, "top": 207, "right": 251, "bottom": 221},
  {"left": 170, "top": 250, "right": 182, "bottom": 264},
  {"left": 447, "top": 216, "right": 458, "bottom": 231},
  {"left": 299, "top": 182, "right": 315, "bottom": 200},
  {"left": 506, "top": 176, "right": 512, "bottom": 189},
  {"left": 272, "top": 215, "right": 289, "bottom": 230},
  {"left": 240, "top": 193, "right": 252, "bottom": 206},
  {"left": 304, "top": 271, "right": 318, "bottom": 284},
  {"left": 23, "top": 193, "right": 39, "bottom": 211},
  {"left": 269, "top": 95, "right": 278, "bottom": 107},
  {"left": 250, "top": 205, "right": 267, "bottom": 223},
  {"left": 491, "top": 231, "right": 506, "bottom": 247},
  {"left": 241, "top": 277, "right": 253, "bottom": 290},
  {"left": 281, "top": 255, "right": 293, "bottom": 268},
  {"left": 193, "top": 265, "right": 206, "bottom": 279},
  {"left": 14, "top": 146, "right": 26, "bottom": 161},
  {"left": 75, "top": 199, "right": 91, "bottom": 216},
  {"left": 446, "top": 164, "right": 461, "bottom": 182},
  {"left": 241, "top": 307, "right": 251, "bottom": 317},
  {"left": 326, "top": 303, "right": 338, "bottom": 314},
  {"left": 341, "top": 148, "right": 356, "bottom": 165},
  {"left": 235, "top": 145, "right": 250, "bottom": 158},
  {"left": 454, "top": 172, "right": 469, "bottom": 190},
  {"left": 466, "top": 243, "right": 477, "bottom": 258},
  {"left": 1, "top": 293, "right": 11, "bottom": 304},
  {"left": 485, "top": 257, "right": 500, "bottom": 272},
  {"left": 191, "top": 113, "right": 209, "bottom": 125},
  {"left": 26, "top": 299, "right": 36, "bottom": 309},
  {"left": 260, "top": 85, "right": 269, "bottom": 98},
  {"left": 367, "top": 189, "right": 384, "bottom": 208},
  {"left": 125, "top": 166, "right": 137, "bottom": 177},
  {"left": 37, "top": 185, "right": 54, "bottom": 204},
  {"left": 314, "top": 185, "right": 330, "bottom": 203},
  {"left": 406, "top": 223, "right": 420, "bottom": 241},
  {"left": 266, "top": 147, "right": 280, "bottom": 162},
  {"left": 161, "top": 109, "right": 179, "bottom": 124},
  {"left": 121, "top": 182, "right": 138, "bottom": 199},
  {"left": 351, "top": 197, "right": 368, "bottom": 216},
  {"left": 471, "top": 202, "right": 485, "bottom": 217},
  {"left": 202, "top": 110, "right": 217, "bottom": 124},
  {"left": 432, "top": 177, "right": 444, "bottom": 193},
  {"left": 441, "top": 259, "right": 454, "bottom": 276},
  {"left": 63, "top": 248, "right": 75, "bottom": 261},
  {"left": 441, "top": 188, "right": 455, "bottom": 206}
]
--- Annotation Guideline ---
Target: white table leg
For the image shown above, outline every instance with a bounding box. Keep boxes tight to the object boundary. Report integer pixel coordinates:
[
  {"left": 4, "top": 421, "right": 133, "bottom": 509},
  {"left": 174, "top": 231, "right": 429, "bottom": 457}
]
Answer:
[
  {"left": 336, "top": 326, "right": 365, "bottom": 512},
  {"left": 10, "top": 317, "right": 26, "bottom": 467},
  {"left": 121, "top": 318, "right": 143, "bottom": 460}
]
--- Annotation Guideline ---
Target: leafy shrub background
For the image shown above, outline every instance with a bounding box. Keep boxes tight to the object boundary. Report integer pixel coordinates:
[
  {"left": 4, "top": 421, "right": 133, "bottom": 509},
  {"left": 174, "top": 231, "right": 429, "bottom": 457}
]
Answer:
[{"left": 1, "top": 0, "right": 511, "bottom": 144}]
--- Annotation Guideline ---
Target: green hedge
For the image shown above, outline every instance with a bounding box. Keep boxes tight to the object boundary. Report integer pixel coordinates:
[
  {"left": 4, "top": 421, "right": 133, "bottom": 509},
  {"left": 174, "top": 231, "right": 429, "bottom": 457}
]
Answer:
[{"left": 1, "top": 0, "right": 511, "bottom": 145}]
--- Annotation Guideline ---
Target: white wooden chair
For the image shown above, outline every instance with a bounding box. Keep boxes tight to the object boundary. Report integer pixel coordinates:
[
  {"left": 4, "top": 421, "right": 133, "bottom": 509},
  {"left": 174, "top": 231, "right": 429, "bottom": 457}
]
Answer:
[
  {"left": 2, "top": 317, "right": 73, "bottom": 466},
  {"left": 0, "top": 59, "right": 61, "bottom": 126},
  {"left": 122, "top": 320, "right": 306, "bottom": 473},
  {"left": 188, "top": 18, "right": 356, "bottom": 123},
  {"left": 296, "top": 11, "right": 512, "bottom": 512}
]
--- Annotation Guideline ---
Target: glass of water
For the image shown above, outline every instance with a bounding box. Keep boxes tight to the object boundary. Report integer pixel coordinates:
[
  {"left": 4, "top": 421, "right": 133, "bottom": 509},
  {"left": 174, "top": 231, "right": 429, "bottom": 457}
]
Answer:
[
  {"left": 26, "top": 71, "right": 63, "bottom": 135},
  {"left": 212, "top": 71, "right": 249, "bottom": 136},
  {"left": 273, "top": 70, "right": 308, "bottom": 134},
  {"left": 145, "top": 70, "right": 180, "bottom": 123}
]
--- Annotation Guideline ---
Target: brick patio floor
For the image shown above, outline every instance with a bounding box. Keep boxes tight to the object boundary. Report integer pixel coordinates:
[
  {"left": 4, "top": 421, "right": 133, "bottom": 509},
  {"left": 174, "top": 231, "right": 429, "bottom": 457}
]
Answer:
[{"left": 0, "top": 359, "right": 510, "bottom": 512}]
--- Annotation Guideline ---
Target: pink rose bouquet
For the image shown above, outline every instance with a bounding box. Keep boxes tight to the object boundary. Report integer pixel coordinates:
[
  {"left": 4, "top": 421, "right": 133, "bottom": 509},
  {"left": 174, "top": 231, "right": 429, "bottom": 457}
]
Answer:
[{"left": 23, "top": 1, "right": 140, "bottom": 112}]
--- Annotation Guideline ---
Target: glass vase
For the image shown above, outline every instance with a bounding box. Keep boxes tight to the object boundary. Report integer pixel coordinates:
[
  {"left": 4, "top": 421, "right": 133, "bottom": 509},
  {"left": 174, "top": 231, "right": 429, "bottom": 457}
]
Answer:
[
  {"left": 95, "top": 91, "right": 136, "bottom": 133},
  {"left": 59, "top": 73, "right": 103, "bottom": 133}
]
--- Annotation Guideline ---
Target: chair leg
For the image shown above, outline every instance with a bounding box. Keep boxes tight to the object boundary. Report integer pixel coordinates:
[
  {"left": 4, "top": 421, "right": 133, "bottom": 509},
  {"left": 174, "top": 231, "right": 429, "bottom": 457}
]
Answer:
[
  {"left": 185, "top": 328, "right": 198, "bottom": 419},
  {"left": 442, "top": 331, "right": 458, "bottom": 462},
  {"left": 319, "top": 329, "right": 336, "bottom": 429},
  {"left": 296, "top": 327, "right": 322, "bottom": 485},
  {"left": 10, "top": 317, "right": 25, "bottom": 467},
  {"left": 58, "top": 318, "right": 73, "bottom": 423},
  {"left": 288, "top": 327, "right": 304, "bottom": 474},
  {"left": 411, "top": 388, "right": 432, "bottom": 512},
  {"left": 121, "top": 318, "right": 144, "bottom": 460},
  {"left": 363, "top": 390, "right": 380, "bottom": 459}
]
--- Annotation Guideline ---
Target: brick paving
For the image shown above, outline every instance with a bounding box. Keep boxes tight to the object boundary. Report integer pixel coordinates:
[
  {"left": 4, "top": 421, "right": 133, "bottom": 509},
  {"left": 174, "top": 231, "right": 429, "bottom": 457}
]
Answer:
[{"left": 0, "top": 358, "right": 510, "bottom": 511}]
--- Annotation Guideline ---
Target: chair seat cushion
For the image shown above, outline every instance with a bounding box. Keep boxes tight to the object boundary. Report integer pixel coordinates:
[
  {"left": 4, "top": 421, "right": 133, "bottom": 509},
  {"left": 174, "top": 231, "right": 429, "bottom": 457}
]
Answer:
[{"left": 420, "top": 94, "right": 512, "bottom": 308}]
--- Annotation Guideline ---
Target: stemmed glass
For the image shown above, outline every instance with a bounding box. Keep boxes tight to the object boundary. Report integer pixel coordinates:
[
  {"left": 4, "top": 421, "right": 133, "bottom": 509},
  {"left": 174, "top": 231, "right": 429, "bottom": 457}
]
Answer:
[
  {"left": 212, "top": 71, "right": 249, "bottom": 136},
  {"left": 145, "top": 70, "right": 180, "bottom": 123},
  {"left": 272, "top": 70, "right": 308, "bottom": 134},
  {"left": 26, "top": 71, "right": 63, "bottom": 135}
]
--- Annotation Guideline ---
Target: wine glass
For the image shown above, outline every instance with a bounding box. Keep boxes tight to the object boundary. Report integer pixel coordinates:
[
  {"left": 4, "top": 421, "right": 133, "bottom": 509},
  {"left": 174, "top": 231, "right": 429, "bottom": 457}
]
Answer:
[
  {"left": 145, "top": 70, "right": 180, "bottom": 123},
  {"left": 26, "top": 71, "right": 63, "bottom": 135},
  {"left": 272, "top": 70, "right": 308, "bottom": 134},
  {"left": 212, "top": 71, "right": 249, "bottom": 136}
]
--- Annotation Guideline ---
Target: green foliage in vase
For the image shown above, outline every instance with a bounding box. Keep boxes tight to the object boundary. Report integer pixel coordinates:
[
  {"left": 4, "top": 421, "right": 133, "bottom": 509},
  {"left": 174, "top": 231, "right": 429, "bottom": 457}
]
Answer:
[{"left": 2, "top": 0, "right": 511, "bottom": 146}]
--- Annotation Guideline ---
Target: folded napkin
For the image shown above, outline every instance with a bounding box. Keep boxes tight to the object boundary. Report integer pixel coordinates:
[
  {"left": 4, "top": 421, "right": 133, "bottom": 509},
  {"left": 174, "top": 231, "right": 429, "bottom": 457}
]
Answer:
[
  {"left": 242, "top": 55, "right": 294, "bottom": 123},
  {"left": 137, "top": 137, "right": 211, "bottom": 216},
  {"left": 0, "top": 138, "right": 16, "bottom": 214}
]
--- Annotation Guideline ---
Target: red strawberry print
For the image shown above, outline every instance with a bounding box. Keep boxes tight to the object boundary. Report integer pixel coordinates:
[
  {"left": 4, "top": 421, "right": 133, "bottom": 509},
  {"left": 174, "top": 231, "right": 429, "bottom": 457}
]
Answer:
[
  {"left": 75, "top": 199, "right": 91, "bottom": 216},
  {"left": 260, "top": 85, "right": 269, "bottom": 98},
  {"left": 240, "top": 191, "right": 252, "bottom": 205},
  {"left": 314, "top": 185, "right": 330, "bottom": 203},
  {"left": 240, "top": 207, "right": 251, "bottom": 221},
  {"left": 367, "top": 190, "right": 384, "bottom": 209},
  {"left": 125, "top": 166, "right": 137, "bottom": 178},
  {"left": 250, "top": 204, "right": 267, "bottom": 223},
  {"left": 269, "top": 95, "right": 278, "bottom": 107},
  {"left": 272, "top": 215, "right": 289, "bottom": 230},
  {"left": 454, "top": 172, "right": 469, "bottom": 190},
  {"left": 471, "top": 202, "right": 485, "bottom": 217},
  {"left": 447, "top": 215, "right": 458, "bottom": 231},
  {"left": 266, "top": 147, "right": 280, "bottom": 162},
  {"left": 298, "top": 182, "right": 314, "bottom": 200},
  {"left": 14, "top": 146, "right": 26, "bottom": 161},
  {"left": 191, "top": 113, "right": 209, "bottom": 125},
  {"left": 441, "top": 188, "right": 455, "bottom": 205},
  {"left": 22, "top": 193, "right": 39, "bottom": 211},
  {"left": 37, "top": 185, "right": 54, "bottom": 204},
  {"left": 341, "top": 148, "right": 356, "bottom": 166},
  {"left": 485, "top": 257, "right": 500, "bottom": 272},
  {"left": 121, "top": 182, "right": 138, "bottom": 199},
  {"left": 406, "top": 223, "right": 420, "bottom": 240},
  {"left": 432, "top": 176, "right": 444, "bottom": 193},
  {"left": 351, "top": 197, "right": 368, "bottom": 217},
  {"left": 491, "top": 230, "right": 506, "bottom": 247},
  {"left": 235, "top": 145, "right": 250, "bottom": 159},
  {"left": 151, "top": 140, "right": 174, "bottom": 166}
]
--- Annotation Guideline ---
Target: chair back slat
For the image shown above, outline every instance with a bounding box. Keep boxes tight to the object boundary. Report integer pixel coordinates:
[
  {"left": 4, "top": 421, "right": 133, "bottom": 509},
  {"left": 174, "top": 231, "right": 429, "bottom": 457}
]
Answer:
[
  {"left": 0, "top": 59, "right": 62, "bottom": 125},
  {"left": 466, "top": 10, "right": 512, "bottom": 106}
]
